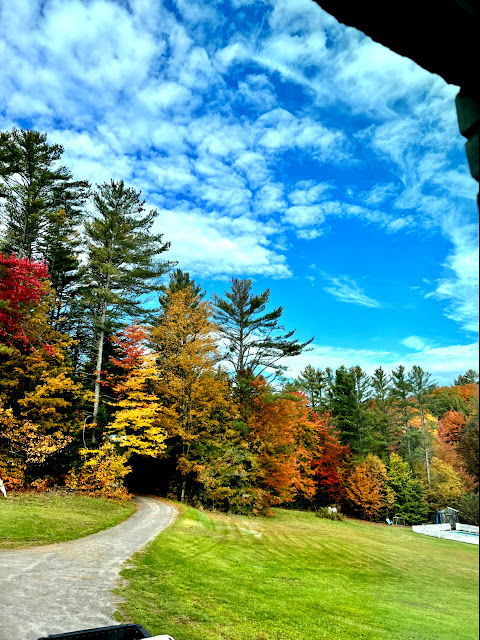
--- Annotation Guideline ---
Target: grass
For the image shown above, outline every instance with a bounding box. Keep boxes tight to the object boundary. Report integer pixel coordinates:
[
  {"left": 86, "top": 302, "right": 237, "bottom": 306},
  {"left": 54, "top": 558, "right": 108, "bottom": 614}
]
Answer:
[
  {"left": 118, "top": 506, "right": 479, "bottom": 640},
  {"left": 0, "top": 491, "right": 135, "bottom": 548}
]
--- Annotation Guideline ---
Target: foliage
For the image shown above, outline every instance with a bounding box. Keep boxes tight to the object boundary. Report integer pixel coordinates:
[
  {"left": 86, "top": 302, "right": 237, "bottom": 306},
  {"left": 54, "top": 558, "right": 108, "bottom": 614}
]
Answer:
[
  {"left": 423, "top": 457, "right": 466, "bottom": 511},
  {"left": 0, "top": 264, "right": 83, "bottom": 485},
  {"left": 387, "top": 453, "right": 428, "bottom": 524},
  {"left": 345, "top": 454, "right": 394, "bottom": 520},
  {"left": 151, "top": 288, "right": 238, "bottom": 506},
  {"left": 315, "top": 506, "right": 344, "bottom": 521},
  {"left": 246, "top": 382, "right": 321, "bottom": 513},
  {"left": 105, "top": 324, "right": 166, "bottom": 458},
  {"left": 458, "top": 492, "right": 479, "bottom": 526},
  {"left": 0, "top": 253, "right": 50, "bottom": 348},
  {"left": 457, "top": 416, "right": 479, "bottom": 484},
  {"left": 294, "top": 365, "right": 328, "bottom": 412},
  {"left": 311, "top": 414, "right": 351, "bottom": 506},
  {"left": 65, "top": 443, "right": 131, "bottom": 500}
]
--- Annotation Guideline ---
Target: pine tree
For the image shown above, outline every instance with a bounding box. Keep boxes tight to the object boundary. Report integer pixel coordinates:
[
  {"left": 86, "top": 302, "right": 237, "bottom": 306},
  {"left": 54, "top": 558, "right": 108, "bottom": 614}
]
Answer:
[
  {"left": 454, "top": 369, "right": 479, "bottom": 386},
  {"left": 158, "top": 269, "right": 204, "bottom": 312},
  {"left": 0, "top": 128, "right": 88, "bottom": 319},
  {"left": 391, "top": 365, "right": 415, "bottom": 464},
  {"left": 213, "top": 278, "right": 313, "bottom": 384},
  {"left": 81, "top": 180, "right": 173, "bottom": 437},
  {"left": 294, "top": 365, "right": 328, "bottom": 412},
  {"left": 370, "top": 366, "right": 394, "bottom": 458},
  {"left": 329, "top": 366, "right": 358, "bottom": 449}
]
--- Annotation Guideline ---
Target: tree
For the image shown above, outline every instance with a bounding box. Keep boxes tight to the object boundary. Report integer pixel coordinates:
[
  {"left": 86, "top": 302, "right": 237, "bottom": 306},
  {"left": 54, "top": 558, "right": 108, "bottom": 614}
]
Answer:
[
  {"left": 345, "top": 454, "right": 394, "bottom": 520},
  {"left": 247, "top": 382, "right": 321, "bottom": 513},
  {"left": 0, "top": 264, "right": 82, "bottom": 486},
  {"left": 81, "top": 180, "right": 173, "bottom": 436},
  {"left": 391, "top": 365, "right": 415, "bottom": 463},
  {"left": 0, "top": 253, "right": 49, "bottom": 349},
  {"left": 294, "top": 365, "right": 328, "bottom": 412},
  {"left": 158, "top": 269, "right": 204, "bottom": 311},
  {"left": 387, "top": 453, "right": 428, "bottom": 524},
  {"left": 105, "top": 324, "right": 167, "bottom": 458},
  {"left": 409, "top": 366, "right": 436, "bottom": 486},
  {"left": 311, "top": 414, "right": 351, "bottom": 506},
  {"left": 424, "top": 457, "right": 466, "bottom": 511},
  {"left": 457, "top": 416, "right": 479, "bottom": 484},
  {"left": 213, "top": 278, "right": 313, "bottom": 384},
  {"left": 328, "top": 366, "right": 372, "bottom": 454},
  {"left": 151, "top": 288, "right": 235, "bottom": 503},
  {"left": 369, "top": 367, "right": 395, "bottom": 459},
  {"left": 454, "top": 370, "right": 479, "bottom": 386},
  {"left": 458, "top": 492, "right": 479, "bottom": 526},
  {"left": 0, "top": 129, "right": 88, "bottom": 322}
]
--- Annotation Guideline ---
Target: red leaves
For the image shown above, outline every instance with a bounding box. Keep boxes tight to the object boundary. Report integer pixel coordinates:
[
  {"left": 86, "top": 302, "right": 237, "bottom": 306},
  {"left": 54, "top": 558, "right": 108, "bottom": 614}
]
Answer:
[
  {"left": 0, "top": 253, "right": 49, "bottom": 348},
  {"left": 312, "top": 413, "right": 351, "bottom": 504}
]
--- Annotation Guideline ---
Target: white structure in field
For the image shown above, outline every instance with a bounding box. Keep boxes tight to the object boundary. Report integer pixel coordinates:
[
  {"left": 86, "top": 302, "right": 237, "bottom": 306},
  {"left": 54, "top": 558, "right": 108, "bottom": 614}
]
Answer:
[{"left": 412, "top": 522, "right": 479, "bottom": 545}]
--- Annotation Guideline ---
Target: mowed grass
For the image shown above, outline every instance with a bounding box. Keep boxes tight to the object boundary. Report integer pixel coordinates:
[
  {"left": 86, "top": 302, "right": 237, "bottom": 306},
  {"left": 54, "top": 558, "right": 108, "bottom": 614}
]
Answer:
[
  {"left": 0, "top": 491, "right": 135, "bottom": 548},
  {"left": 118, "top": 506, "right": 479, "bottom": 640}
]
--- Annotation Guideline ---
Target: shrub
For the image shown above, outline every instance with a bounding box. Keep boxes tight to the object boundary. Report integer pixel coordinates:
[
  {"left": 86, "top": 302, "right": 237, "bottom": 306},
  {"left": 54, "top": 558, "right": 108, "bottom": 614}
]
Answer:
[{"left": 315, "top": 506, "right": 344, "bottom": 521}]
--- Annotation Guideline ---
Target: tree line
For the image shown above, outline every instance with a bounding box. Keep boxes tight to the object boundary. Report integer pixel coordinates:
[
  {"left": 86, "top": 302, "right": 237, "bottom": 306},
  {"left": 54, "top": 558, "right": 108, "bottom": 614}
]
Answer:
[{"left": 0, "top": 128, "right": 478, "bottom": 525}]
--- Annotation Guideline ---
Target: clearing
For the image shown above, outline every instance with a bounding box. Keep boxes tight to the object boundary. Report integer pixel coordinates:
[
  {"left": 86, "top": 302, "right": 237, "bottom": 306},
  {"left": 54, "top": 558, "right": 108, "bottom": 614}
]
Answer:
[{"left": 118, "top": 506, "right": 479, "bottom": 640}]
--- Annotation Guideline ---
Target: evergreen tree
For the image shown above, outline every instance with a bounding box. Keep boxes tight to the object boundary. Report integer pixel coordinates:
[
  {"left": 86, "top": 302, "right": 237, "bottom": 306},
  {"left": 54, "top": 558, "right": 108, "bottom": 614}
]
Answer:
[
  {"left": 329, "top": 366, "right": 358, "bottom": 449},
  {"left": 454, "top": 369, "right": 479, "bottom": 386},
  {"left": 81, "top": 180, "right": 173, "bottom": 437},
  {"left": 409, "top": 366, "right": 436, "bottom": 486},
  {"left": 159, "top": 269, "right": 204, "bottom": 311},
  {"left": 213, "top": 278, "right": 313, "bottom": 384},
  {"left": 387, "top": 453, "right": 428, "bottom": 524},
  {"left": 294, "top": 365, "right": 328, "bottom": 412},
  {"left": 391, "top": 365, "right": 415, "bottom": 464},
  {"left": 0, "top": 129, "right": 88, "bottom": 317},
  {"left": 370, "top": 366, "right": 394, "bottom": 458}
]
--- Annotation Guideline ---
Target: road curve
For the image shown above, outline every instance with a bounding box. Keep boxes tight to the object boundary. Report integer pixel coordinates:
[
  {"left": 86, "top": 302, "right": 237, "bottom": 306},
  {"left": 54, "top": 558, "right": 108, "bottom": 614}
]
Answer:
[{"left": 0, "top": 496, "right": 177, "bottom": 640}]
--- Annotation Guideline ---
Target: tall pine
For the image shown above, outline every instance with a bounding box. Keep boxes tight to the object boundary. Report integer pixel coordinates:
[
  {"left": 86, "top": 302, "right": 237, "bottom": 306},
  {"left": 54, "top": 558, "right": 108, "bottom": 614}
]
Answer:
[{"left": 81, "top": 180, "right": 172, "bottom": 437}]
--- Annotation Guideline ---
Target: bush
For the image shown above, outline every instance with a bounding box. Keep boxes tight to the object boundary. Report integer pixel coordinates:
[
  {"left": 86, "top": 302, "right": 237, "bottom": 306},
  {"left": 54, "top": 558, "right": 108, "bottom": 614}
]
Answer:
[
  {"left": 315, "top": 506, "right": 344, "bottom": 521},
  {"left": 458, "top": 492, "right": 479, "bottom": 525}
]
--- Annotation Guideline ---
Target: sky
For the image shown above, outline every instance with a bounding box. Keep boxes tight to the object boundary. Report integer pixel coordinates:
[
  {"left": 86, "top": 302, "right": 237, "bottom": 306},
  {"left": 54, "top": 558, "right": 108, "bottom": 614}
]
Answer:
[{"left": 0, "top": 0, "right": 478, "bottom": 385}]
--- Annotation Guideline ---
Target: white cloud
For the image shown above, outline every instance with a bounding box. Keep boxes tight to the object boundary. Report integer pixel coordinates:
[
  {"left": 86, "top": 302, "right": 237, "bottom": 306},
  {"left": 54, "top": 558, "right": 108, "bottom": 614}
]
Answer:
[
  {"left": 401, "top": 336, "right": 427, "bottom": 351},
  {"left": 323, "top": 275, "right": 384, "bottom": 308},
  {"left": 430, "top": 219, "right": 479, "bottom": 334},
  {"left": 285, "top": 341, "right": 479, "bottom": 387}
]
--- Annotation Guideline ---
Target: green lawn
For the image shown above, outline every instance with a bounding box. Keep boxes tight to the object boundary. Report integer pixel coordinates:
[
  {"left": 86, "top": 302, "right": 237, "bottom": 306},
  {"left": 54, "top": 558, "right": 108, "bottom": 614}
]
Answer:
[
  {"left": 0, "top": 491, "right": 135, "bottom": 548},
  {"left": 118, "top": 506, "right": 479, "bottom": 640}
]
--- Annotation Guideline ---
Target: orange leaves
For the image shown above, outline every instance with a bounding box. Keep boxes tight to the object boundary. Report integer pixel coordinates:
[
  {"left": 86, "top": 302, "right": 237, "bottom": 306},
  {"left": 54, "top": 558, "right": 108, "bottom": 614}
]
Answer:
[
  {"left": 345, "top": 454, "right": 394, "bottom": 520},
  {"left": 247, "top": 382, "right": 322, "bottom": 510}
]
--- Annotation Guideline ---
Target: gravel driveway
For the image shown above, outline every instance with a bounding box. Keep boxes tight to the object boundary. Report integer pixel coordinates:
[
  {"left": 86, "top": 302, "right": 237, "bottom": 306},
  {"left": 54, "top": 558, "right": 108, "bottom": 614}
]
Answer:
[{"left": 0, "top": 496, "right": 177, "bottom": 640}]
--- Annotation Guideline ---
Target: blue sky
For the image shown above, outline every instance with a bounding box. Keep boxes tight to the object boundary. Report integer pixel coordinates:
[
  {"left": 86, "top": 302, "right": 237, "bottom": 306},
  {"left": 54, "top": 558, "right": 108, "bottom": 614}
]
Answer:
[{"left": 1, "top": 0, "right": 478, "bottom": 385}]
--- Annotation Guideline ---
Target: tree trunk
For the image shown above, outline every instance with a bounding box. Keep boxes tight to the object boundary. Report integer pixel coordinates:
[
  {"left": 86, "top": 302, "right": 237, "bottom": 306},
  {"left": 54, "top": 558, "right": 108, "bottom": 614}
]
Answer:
[
  {"left": 91, "top": 297, "right": 108, "bottom": 442},
  {"left": 420, "top": 406, "right": 431, "bottom": 485},
  {"left": 180, "top": 478, "right": 186, "bottom": 503}
]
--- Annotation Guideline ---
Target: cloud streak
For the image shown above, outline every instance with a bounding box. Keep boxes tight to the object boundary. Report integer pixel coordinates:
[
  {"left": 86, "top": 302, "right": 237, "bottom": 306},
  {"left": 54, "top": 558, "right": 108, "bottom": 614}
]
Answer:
[{"left": 323, "top": 275, "right": 384, "bottom": 308}]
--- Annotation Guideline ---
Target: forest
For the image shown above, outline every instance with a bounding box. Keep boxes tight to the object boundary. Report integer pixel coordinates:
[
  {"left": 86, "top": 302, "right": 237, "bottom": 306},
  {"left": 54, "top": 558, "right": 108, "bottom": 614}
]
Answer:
[{"left": 0, "top": 128, "right": 478, "bottom": 525}]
